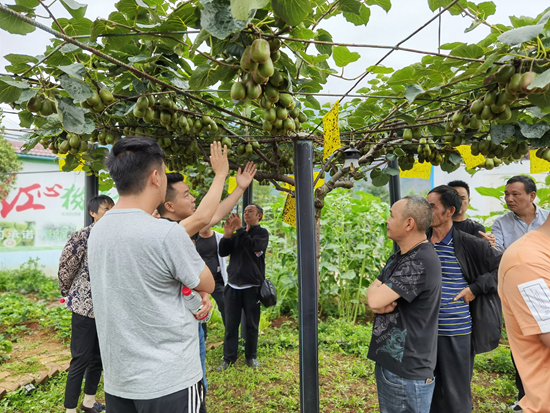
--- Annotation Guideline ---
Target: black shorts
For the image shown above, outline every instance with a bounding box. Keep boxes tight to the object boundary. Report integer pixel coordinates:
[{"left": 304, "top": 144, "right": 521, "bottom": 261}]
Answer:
[{"left": 105, "top": 381, "right": 205, "bottom": 413}]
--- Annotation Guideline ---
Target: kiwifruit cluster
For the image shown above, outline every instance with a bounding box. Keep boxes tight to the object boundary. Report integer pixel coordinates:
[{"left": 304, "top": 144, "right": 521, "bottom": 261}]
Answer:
[
  {"left": 39, "top": 132, "right": 90, "bottom": 155},
  {"left": 471, "top": 139, "right": 529, "bottom": 169},
  {"left": 230, "top": 37, "right": 307, "bottom": 135},
  {"left": 81, "top": 88, "right": 115, "bottom": 113},
  {"left": 26, "top": 95, "right": 58, "bottom": 117}
]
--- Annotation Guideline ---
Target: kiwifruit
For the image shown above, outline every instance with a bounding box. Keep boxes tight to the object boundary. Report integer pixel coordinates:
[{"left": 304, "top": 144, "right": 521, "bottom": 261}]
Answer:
[
  {"left": 231, "top": 82, "right": 247, "bottom": 101},
  {"left": 240, "top": 46, "right": 259, "bottom": 72},
  {"left": 250, "top": 39, "right": 271, "bottom": 64},
  {"left": 495, "top": 64, "right": 515, "bottom": 83},
  {"left": 86, "top": 90, "right": 101, "bottom": 107},
  {"left": 100, "top": 89, "right": 115, "bottom": 104},
  {"left": 257, "top": 58, "right": 274, "bottom": 78}
]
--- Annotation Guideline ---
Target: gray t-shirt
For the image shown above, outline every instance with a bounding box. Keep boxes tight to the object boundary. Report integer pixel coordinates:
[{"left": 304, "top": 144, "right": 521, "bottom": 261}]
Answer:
[{"left": 88, "top": 209, "right": 205, "bottom": 400}]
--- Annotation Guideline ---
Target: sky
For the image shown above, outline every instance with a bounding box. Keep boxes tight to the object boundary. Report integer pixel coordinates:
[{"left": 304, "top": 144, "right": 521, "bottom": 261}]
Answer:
[{"left": 0, "top": 0, "right": 546, "bottom": 138}]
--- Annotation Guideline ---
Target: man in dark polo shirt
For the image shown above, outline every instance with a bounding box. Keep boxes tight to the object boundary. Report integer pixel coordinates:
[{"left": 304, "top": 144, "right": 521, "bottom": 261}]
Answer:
[{"left": 367, "top": 195, "right": 442, "bottom": 413}]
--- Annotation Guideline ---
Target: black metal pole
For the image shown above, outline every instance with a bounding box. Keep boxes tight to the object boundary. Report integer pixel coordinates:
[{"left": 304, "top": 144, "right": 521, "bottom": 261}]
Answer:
[
  {"left": 294, "top": 137, "right": 319, "bottom": 413},
  {"left": 84, "top": 173, "right": 99, "bottom": 226},
  {"left": 388, "top": 160, "right": 401, "bottom": 253}
]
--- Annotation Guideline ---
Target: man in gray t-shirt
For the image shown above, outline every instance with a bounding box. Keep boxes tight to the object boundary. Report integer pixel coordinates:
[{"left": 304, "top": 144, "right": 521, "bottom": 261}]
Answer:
[{"left": 88, "top": 137, "right": 228, "bottom": 413}]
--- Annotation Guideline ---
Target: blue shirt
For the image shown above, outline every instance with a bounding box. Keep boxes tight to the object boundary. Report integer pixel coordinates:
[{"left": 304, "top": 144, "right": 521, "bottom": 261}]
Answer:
[
  {"left": 492, "top": 204, "right": 549, "bottom": 252},
  {"left": 432, "top": 228, "right": 472, "bottom": 336}
]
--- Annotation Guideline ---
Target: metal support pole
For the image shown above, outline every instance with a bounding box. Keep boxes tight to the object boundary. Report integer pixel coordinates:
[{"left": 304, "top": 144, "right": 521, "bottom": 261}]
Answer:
[
  {"left": 294, "top": 138, "right": 319, "bottom": 413},
  {"left": 388, "top": 160, "right": 401, "bottom": 253},
  {"left": 84, "top": 174, "right": 99, "bottom": 226}
]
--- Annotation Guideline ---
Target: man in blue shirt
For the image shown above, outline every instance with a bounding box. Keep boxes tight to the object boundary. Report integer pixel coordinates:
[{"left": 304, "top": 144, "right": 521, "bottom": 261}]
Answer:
[
  {"left": 427, "top": 186, "right": 502, "bottom": 413},
  {"left": 482, "top": 175, "right": 550, "bottom": 411}
]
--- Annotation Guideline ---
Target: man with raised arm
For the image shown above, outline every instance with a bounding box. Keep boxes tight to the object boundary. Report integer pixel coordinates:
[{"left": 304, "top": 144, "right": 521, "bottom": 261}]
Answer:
[
  {"left": 88, "top": 138, "right": 227, "bottom": 413},
  {"left": 367, "top": 195, "right": 442, "bottom": 413}
]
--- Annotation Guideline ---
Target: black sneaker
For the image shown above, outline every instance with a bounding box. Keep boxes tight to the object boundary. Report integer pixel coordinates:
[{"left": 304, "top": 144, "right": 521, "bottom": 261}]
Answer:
[
  {"left": 244, "top": 358, "right": 260, "bottom": 368},
  {"left": 216, "top": 361, "right": 232, "bottom": 372},
  {"left": 80, "top": 402, "right": 105, "bottom": 413}
]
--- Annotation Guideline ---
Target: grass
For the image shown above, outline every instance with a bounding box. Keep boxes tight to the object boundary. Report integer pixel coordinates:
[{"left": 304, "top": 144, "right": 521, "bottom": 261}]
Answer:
[{"left": 0, "top": 313, "right": 517, "bottom": 413}]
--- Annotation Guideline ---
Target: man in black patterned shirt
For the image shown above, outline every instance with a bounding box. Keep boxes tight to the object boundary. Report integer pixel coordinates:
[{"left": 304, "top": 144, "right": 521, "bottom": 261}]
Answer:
[
  {"left": 58, "top": 195, "right": 114, "bottom": 413},
  {"left": 367, "top": 195, "right": 442, "bottom": 413}
]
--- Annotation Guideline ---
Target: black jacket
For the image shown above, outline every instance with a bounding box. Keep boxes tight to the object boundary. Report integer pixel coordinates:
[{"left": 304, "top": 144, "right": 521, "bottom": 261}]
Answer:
[
  {"left": 428, "top": 227, "right": 503, "bottom": 354},
  {"left": 219, "top": 225, "right": 269, "bottom": 287}
]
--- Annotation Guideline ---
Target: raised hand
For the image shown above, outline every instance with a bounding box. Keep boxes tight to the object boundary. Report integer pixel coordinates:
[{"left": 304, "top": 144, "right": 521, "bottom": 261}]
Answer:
[
  {"left": 236, "top": 162, "right": 257, "bottom": 190},
  {"left": 210, "top": 141, "right": 229, "bottom": 177}
]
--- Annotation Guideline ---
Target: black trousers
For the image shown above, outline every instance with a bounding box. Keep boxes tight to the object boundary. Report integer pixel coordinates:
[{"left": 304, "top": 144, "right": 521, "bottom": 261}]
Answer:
[
  {"left": 511, "top": 352, "right": 526, "bottom": 400},
  {"left": 105, "top": 381, "right": 205, "bottom": 413},
  {"left": 223, "top": 285, "right": 261, "bottom": 363},
  {"left": 211, "top": 273, "right": 226, "bottom": 327},
  {"left": 430, "top": 334, "right": 475, "bottom": 413},
  {"left": 64, "top": 312, "right": 103, "bottom": 409}
]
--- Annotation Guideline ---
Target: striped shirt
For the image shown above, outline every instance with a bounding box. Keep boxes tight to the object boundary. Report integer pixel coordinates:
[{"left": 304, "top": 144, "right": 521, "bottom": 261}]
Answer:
[{"left": 433, "top": 228, "right": 472, "bottom": 336}]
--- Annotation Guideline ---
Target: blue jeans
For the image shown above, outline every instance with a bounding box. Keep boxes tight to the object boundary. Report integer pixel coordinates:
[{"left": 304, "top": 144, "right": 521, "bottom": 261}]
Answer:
[
  {"left": 199, "top": 324, "right": 207, "bottom": 393},
  {"left": 375, "top": 363, "right": 435, "bottom": 413}
]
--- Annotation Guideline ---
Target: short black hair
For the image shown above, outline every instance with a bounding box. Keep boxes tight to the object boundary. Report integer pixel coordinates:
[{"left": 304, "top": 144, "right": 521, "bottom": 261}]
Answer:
[
  {"left": 428, "top": 185, "right": 462, "bottom": 218},
  {"left": 105, "top": 137, "right": 165, "bottom": 196},
  {"left": 402, "top": 196, "right": 432, "bottom": 232},
  {"left": 87, "top": 195, "right": 114, "bottom": 214},
  {"left": 157, "top": 173, "right": 186, "bottom": 215},
  {"left": 507, "top": 175, "right": 536, "bottom": 194},
  {"left": 448, "top": 180, "right": 470, "bottom": 197},
  {"left": 248, "top": 204, "right": 263, "bottom": 221}
]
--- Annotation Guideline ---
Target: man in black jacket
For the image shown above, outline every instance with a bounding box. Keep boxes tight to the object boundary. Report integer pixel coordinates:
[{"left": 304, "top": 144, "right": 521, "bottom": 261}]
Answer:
[
  {"left": 217, "top": 204, "right": 269, "bottom": 371},
  {"left": 427, "top": 185, "right": 502, "bottom": 413}
]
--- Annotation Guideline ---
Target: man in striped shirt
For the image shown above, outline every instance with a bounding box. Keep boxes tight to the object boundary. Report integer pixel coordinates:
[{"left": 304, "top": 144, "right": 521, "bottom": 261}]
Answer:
[{"left": 427, "top": 185, "right": 502, "bottom": 413}]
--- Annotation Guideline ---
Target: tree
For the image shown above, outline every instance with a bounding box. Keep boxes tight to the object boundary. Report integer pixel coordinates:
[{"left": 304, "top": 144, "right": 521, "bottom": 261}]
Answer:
[
  {"left": 1, "top": 0, "right": 550, "bottom": 274},
  {"left": 0, "top": 123, "right": 22, "bottom": 201}
]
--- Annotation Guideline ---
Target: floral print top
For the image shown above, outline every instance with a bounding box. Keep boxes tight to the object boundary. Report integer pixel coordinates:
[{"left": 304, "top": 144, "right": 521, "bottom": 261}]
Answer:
[{"left": 58, "top": 224, "right": 95, "bottom": 318}]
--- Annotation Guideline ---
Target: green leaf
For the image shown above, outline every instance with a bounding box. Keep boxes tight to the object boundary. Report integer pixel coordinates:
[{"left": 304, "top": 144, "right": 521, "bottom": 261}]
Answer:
[
  {"left": 440, "top": 42, "right": 464, "bottom": 50},
  {"left": 0, "top": 77, "right": 25, "bottom": 103},
  {"left": 475, "top": 186, "right": 503, "bottom": 200},
  {"left": 315, "top": 29, "right": 332, "bottom": 57},
  {"left": 338, "top": 0, "right": 361, "bottom": 15},
  {"left": 518, "top": 120, "right": 550, "bottom": 139},
  {"left": 366, "top": 65, "right": 393, "bottom": 74},
  {"left": 189, "top": 64, "right": 220, "bottom": 90},
  {"left": 59, "top": 75, "right": 94, "bottom": 102},
  {"left": 387, "top": 66, "right": 416, "bottom": 85},
  {"left": 404, "top": 84, "right": 425, "bottom": 104},
  {"left": 448, "top": 152, "right": 462, "bottom": 165},
  {"left": 15, "top": 0, "right": 39, "bottom": 7},
  {"left": 60, "top": 0, "right": 87, "bottom": 19},
  {"left": 384, "top": 167, "right": 400, "bottom": 176},
  {"left": 4, "top": 54, "right": 38, "bottom": 65},
  {"left": 201, "top": 0, "right": 250, "bottom": 40},
  {"left": 0, "top": 5, "right": 36, "bottom": 35},
  {"left": 450, "top": 44, "right": 484, "bottom": 59},
  {"left": 15, "top": 88, "right": 37, "bottom": 104},
  {"left": 54, "top": 17, "right": 93, "bottom": 36},
  {"left": 18, "top": 110, "right": 33, "bottom": 128},
  {"left": 527, "top": 68, "right": 550, "bottom": 91},
  {"left": 528, "top": 88, "right": 550, "bottom": 110},
  {"left": 271, "top": 0, "right": 312, "bottom": 27},
  {"left": 372, "top": 172, "right": 390, "bottom": 187},
  {"left": 427, "top": 0, "right": 463, "bottom": 15},
  {"left": 230, "top": 0, "right": 268, "bottom": 20},
  {"left": 498, "top": 24, "right": 544, "bottom": 46},
  {"left": 365, "top": 0, "right": 391, "bottom": 12},
  {"left": 304, "top": 94, "right": 321, "bottom": 110},
  {"left": 56, "top": 97, "right": 88, "bottom": 134},
  {"left": 343, "top": 4, "right": 370, "bottom": 26},
  {"left": 474, "top": 49, "right": 501, "bottom": 74},
  {"left": 57, "top": 63, "right": 87, "bottom": 78},
  {"left": 60, "top": 44, "right": 81, "bottom": 54},
  {"left": 340, "top": 271, "right": 356, "bottom": 280},
  {"left": 476, "top": 2, "right": 496, "bottom": 19},
  {"left": 332, "top": 46, "right": 360, "bottom": 68},
  {"left": 347, "top": 116, "right": 365, "bottom": 128},
  {"left": 490, "top": 124, "right": 515, "bottom": 145}
]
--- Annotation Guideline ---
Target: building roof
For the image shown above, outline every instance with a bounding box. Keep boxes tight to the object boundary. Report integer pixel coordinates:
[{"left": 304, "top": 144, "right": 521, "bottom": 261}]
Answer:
[{"left": 9, "top": 140, "right": 56, "bottom": 158}]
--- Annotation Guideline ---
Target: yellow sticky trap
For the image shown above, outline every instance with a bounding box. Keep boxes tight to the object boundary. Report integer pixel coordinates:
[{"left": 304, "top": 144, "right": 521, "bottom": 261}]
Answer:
[
  {"left": 58, "top": 155, "right": 84, "bottom": 171},
  {"left": 282, "top": 194, "right": 297, "bottom": 228},
  {"left": 284, "top": 172, "right": 325, "bottom": 191},
  {"left": 456, "top": 145, "right": 485, "bottom": 170},
  {"left": 399, "top": 160, "right": 432, "bottom": 179},
  {"left": 322, "top": 101, "right": 341, "bottom": 160},
  {"left": 530, "top": 150, "right": 550, "bottom": 174},
  {"left": 227, "top": 176, "right": 237, "bottom": 194}
]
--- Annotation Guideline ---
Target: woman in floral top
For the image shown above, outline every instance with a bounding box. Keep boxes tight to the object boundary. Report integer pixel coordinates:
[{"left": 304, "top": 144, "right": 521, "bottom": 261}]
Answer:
[{"left": 58, "top": 195, "right": 114, "bottom": 413}]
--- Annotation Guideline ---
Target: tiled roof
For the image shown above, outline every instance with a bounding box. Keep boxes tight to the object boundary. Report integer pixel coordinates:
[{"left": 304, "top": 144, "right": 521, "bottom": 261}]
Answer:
[{"left": 9, "top": 140, "right": 56, "bottom": 158}]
